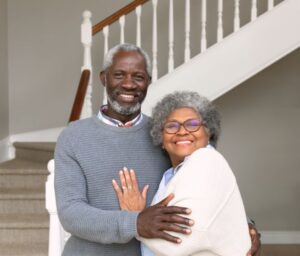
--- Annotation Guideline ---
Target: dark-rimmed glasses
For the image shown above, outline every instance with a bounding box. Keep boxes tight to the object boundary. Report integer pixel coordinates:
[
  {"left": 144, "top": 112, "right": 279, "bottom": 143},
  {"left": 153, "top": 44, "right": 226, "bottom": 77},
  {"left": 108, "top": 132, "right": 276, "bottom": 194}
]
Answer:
[{"left": 163, "top": 119, "right": 205, "bottom": 134}]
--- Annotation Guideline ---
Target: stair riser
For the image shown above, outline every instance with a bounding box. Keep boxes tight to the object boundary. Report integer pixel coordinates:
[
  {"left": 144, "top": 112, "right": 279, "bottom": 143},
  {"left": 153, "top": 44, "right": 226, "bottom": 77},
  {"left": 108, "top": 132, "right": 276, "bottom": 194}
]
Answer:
[
  {"left": 0, "top": 228, "right": 48, "bottom": 244},
  {"left": 0, "top": 243, "right": 48, "bottom": 256},
  {"left": 15, "top": 148, "right": 53, "bottom": 163},
  {"left": 0, "top": 199, "right": 47, "bottom": 214},
  {"left": 0, "top": 175, "right": 47, "bottom": 190}
]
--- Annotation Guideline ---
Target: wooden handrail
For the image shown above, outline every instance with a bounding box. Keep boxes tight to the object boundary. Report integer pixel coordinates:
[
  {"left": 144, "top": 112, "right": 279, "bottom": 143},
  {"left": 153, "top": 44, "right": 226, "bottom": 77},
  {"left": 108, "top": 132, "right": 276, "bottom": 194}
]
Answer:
[
  {"left": 68, "top": 69, "right": 91, "bottom": 123},
  {"left": 92, "top": 0, "right": 149, "bottom": 35}
]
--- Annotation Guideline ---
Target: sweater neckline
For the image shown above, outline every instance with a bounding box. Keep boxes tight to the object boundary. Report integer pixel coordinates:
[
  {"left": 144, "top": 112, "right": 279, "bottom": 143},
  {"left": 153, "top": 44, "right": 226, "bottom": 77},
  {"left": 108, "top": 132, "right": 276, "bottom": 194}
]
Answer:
[{"left": 91, "top": 115, "right": 149, "bottom": 133}]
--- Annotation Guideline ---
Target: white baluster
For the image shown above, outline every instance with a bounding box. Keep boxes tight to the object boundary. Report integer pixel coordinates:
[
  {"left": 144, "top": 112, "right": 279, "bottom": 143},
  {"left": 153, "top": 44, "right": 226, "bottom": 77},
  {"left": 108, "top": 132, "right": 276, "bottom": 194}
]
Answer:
[
  {"left": 136, "top": 6, "right": 142, "bottom": 47},
  {"left": 168, "top": 0, "right": 174, "bottom": 72},
  {"left": 103, "top": 26, "right": 109, "bottom": 56},
  {"left": 119, "top": 15, "right": 125, "bottom": 43},
  {"left": 102, "top": 26, "right": 109, "bottom": 105},
  {"left": 46, "top": 160, "right": 67, "bottom": 256},
  {"left": 217, "top": 0, "right": 223, "bottom": 42},
  {"left": 234, "top": 0, "right": 240, "bottom": 32},
  {"left": 201, "top": 0, "right": 207, "bottom": 52},
  {"left": 152, "top": 0, "right": 158, "bottom": 82},
  {"left": 251, "top": 0, "right": 257, "bottom": 21},
  {"left": 268, "top": 0, "right": 274, "bottom": 10},
  {"left": 184, "top": 0, "right": 190, "bottom": 62},
  {"left": 81, "top": 10, "right": 93, "bottom": 119}
]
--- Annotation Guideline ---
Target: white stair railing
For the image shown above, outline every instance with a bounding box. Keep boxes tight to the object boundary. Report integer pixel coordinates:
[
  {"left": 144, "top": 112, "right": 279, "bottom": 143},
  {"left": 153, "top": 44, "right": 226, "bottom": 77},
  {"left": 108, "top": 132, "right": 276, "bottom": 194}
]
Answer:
[
  {"left": 46, "top": 160, "right": 70, "bottom": 256},
  {"left": 184, "top": 0, "right": 191, "bottom": 62},
  {"left": 152, "top": 0, "right": 158, "bottom": 82},
  {"left": 201, "top": 0, "right": 207, "bottom": 52},
  {"left": 80, "top": 10, "right": 93, "bottom": 119},
  {"left": 168, "top": 0, "right": 174, "bottom": 72}
]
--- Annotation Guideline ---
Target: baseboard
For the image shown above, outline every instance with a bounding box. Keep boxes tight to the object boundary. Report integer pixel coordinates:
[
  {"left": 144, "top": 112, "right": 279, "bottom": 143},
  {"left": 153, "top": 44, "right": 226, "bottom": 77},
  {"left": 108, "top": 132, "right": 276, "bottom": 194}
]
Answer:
[
  {"left": 261, "top": 231, "right": 300, "bottom": 244},
  {"left": 0, "top": 137, "right": 14, "bottom": 163},
  {"left": 10, "top": 127, "right": 65, "bottom": 143}
]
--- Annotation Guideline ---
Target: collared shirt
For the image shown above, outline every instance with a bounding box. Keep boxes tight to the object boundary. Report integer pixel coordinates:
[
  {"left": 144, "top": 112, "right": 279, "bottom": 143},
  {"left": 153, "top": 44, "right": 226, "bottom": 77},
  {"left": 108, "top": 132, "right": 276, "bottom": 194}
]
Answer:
[{"left": 97, "top": 105, "right": 143, "bottom": 127}]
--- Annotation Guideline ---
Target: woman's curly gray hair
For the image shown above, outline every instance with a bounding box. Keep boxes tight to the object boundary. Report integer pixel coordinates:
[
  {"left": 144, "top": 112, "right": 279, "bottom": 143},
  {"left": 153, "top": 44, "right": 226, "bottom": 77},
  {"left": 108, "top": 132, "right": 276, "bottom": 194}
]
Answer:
[{"left": 150, "top": 91, "right": 221, "bottom": 147}]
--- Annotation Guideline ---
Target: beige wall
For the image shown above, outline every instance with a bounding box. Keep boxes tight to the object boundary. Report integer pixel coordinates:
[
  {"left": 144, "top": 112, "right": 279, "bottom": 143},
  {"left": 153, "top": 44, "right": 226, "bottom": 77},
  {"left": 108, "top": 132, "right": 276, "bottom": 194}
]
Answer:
[
  {"left": 6, "top": 0, "right": 285, "bottom": 135},
  {"left": 215, "top": 48, "right": 300, "bottom": 230},
  {"left": 0, "top": 0, "right": 9, "bottom": 140},
  {"left": 7, "top": 0, "right": 131, "bottom": 134}
]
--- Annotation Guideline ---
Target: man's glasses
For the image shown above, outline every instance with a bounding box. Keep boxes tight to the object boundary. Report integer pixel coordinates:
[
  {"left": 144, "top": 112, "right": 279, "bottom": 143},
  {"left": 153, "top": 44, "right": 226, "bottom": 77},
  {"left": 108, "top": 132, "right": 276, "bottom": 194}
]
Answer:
[{"left": 163, "top": 119, "right": 205, "bottom": 134}]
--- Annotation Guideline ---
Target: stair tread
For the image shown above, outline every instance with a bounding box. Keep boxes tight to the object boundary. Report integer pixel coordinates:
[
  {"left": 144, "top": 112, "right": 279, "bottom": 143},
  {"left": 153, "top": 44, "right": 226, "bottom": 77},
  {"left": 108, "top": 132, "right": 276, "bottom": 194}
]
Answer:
[
  {"left": 0, "top": 214, "right": 49, "bottom": 228},
  {"left": 0, "top": 188, "right": 45, "bottom": 199},
  {"left": 13, "top": 142, "right": 55, "bottom": 152},
  {"left": 0, "top": 242, "right": 47, "bottom": 256},
  {"left": 0, "top": 159, "right": 49, "bottom": 174}
]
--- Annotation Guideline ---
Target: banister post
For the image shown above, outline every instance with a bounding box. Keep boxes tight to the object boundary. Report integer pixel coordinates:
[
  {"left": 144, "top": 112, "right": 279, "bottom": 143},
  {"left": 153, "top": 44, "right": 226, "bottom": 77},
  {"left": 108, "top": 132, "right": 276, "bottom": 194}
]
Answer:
[
  {"left": 81, "top": 10, "right": 93, "bottom": 119},
  {"left": 46, "top": 160, "right": 65, "bottom": 256}
]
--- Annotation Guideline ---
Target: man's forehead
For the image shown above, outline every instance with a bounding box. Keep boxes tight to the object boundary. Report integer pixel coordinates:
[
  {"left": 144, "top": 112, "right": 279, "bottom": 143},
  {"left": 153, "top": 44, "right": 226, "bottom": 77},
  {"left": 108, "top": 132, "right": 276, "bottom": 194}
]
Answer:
[
  {"left": 111, "top": 51, "right": 147, "bottom": 70},
  {"left": 113, "top": 51, "right": 144, "bottom": 62}
]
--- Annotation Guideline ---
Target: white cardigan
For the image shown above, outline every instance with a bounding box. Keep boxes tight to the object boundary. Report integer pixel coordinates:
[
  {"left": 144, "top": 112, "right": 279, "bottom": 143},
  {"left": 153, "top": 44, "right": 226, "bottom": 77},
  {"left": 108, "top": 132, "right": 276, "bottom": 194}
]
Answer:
[{"left": 139, "top": 147, "right": 251, "bottom": 256}]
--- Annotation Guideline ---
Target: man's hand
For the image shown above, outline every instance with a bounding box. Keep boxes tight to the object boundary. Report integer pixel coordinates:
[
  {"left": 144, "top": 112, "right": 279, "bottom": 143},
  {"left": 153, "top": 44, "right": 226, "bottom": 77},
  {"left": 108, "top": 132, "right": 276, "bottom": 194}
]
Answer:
[
  {"left": 247, "top": 223, "right": 261, "bottom": 256},
  {"left": 137, "top": 194, "right": 194, "bottom": 243}
]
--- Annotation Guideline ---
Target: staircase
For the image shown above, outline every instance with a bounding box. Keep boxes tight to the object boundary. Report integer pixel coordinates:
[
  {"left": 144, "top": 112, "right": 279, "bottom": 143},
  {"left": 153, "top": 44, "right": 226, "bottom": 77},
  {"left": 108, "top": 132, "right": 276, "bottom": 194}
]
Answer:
[
  {"left": 142, "top": 0, "right": 300, "bottom": 114},
  {"left": 0, "top": 143, "right": 55, "bottom": 256}
]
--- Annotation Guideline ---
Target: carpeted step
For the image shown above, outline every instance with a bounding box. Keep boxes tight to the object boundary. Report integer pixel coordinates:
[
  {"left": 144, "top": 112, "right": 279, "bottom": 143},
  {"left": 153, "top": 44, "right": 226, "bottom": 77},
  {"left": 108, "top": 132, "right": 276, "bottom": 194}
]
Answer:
[
  {"left": 0, "top": 214, "right": 49, "bottom": 244},
  {"left": 0, "top": 159, "right": 48, "bottom": 189},
  {"left": 14, "top": 142, "right": 55, "bottom": 163},
  {"left": 0, "top": 188, "right": 46, "bottom": 214},
  {"left": 0, "top": 242, "right": 48, "bottom": 256}
]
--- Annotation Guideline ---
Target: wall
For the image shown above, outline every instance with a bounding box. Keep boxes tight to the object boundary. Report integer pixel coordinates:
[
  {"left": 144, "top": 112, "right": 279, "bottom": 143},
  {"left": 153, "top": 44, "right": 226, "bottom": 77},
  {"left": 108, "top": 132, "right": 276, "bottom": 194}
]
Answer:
[
  {"left": 215, "top": 48, "right": 300, "bottom": 230},
  {"left": 0, "top": 0, "right": 9, "bottom": 140},
  {"left": 6, "top": 0, "right": 285, "bottom": 135},
  {"left": 7, "top": 0, "right": 131, "bottom": 134}
]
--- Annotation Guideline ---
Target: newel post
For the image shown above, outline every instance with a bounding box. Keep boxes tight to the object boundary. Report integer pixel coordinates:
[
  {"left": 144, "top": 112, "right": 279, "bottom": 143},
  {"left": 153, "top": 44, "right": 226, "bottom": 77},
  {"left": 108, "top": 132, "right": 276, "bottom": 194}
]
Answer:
[
  {"left": 46, "top": 160, "right": 65, "bottom": 255},
  {"left": 81, "top": 10, "right": 93, "bottom": 119}
]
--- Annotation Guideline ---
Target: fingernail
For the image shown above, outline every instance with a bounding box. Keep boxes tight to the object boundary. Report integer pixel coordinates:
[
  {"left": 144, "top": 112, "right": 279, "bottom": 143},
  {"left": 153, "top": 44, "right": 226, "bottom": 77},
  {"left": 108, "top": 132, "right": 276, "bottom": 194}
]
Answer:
[
  {"left": 130, "top": 169, "right": 134, "bottom": 173},
  {"left": 186, "top": 208, "right": 192, "bottom": 214},
  {"left": 177, "top": 238, "right": 182, "bottom": 244},
  {"left": 185, "top": 228, "right": 192, "bottom": 234},
  {"left": 124, "top": 167, "right": 128, "bottom": 171},
  {"left": 189, "top": 220, "right": 194, "bottom": 226},
  {"left": 119, "top": 170, "right": 123, "bottom": 174}
]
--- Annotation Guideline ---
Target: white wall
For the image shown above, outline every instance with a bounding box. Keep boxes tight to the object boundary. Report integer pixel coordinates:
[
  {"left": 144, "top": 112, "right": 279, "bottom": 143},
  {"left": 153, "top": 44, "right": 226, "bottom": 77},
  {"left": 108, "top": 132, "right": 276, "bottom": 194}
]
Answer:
[
  {"left": 0, "top": 0, "right": 9, "bottom": 140},
  {"left": 215, "top": 48, "right": 300, "bottom": 230}
]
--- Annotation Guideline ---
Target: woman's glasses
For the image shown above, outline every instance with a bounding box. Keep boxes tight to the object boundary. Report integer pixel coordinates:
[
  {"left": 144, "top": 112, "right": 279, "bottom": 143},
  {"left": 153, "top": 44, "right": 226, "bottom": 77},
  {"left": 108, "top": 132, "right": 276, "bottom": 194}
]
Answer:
[{"left": 163, "top": 119, "right": 205, "bottom": 134}]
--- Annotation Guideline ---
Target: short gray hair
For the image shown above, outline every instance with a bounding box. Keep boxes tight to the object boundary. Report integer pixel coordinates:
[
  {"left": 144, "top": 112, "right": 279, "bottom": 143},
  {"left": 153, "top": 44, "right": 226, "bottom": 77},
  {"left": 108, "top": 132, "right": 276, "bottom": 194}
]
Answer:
[
  {"left": 150, "top": 91, "right": 221, "bottom": 147},
  {"left": 103, "top": 43, "right": 152, "bottom": 77}
]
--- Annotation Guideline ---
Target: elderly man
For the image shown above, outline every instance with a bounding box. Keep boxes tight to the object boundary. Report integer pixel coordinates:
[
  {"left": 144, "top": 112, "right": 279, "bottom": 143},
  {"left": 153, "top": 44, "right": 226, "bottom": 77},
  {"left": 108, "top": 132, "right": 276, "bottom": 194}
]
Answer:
[{"left": 55, "top": 43, "right": 260, "bottom": 256}]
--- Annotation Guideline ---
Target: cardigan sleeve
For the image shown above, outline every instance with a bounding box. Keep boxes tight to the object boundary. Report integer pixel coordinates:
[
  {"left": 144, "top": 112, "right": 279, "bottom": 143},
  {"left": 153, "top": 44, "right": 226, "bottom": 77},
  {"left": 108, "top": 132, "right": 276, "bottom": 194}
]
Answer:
[
  {"left": 140, "top": 148, "right": 251, "bottom": 256},
  {"left": 54, "top": 128, "right": 138, "bottom": 244}
]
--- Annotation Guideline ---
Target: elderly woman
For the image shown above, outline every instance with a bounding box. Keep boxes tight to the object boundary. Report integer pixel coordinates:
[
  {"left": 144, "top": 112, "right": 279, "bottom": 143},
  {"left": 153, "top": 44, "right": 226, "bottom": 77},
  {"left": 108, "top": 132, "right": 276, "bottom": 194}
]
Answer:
[{"left": 112, "top": 91, "right": 251, "bottom": 256}]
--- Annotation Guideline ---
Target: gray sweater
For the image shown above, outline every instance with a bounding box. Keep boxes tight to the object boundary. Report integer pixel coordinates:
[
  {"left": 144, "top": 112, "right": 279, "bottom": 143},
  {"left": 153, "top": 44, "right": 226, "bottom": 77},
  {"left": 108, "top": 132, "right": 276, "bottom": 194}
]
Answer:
[{"left": 55, "top": 115, "right": 170, "bottom": 256}]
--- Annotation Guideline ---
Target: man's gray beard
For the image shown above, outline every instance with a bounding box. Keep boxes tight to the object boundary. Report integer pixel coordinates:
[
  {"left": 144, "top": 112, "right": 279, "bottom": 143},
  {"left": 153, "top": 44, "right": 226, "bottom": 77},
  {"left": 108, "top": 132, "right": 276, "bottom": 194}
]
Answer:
[{"left": 107, "top": 92, "right": 141, "bottom": 116}]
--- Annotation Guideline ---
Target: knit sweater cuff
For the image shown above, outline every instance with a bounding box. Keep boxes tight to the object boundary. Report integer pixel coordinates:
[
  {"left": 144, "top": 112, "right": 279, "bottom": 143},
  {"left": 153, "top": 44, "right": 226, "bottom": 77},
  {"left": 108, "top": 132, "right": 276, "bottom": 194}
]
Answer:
[{"left": 120, "top": 211, "right": 140, "bottom": 241}]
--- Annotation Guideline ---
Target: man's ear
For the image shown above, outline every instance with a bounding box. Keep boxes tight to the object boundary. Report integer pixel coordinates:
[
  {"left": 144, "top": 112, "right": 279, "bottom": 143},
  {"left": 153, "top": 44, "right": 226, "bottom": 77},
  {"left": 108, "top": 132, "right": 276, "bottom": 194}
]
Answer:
[{"left": 100, "top": 71, "right": 106, "bottom": 87}]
